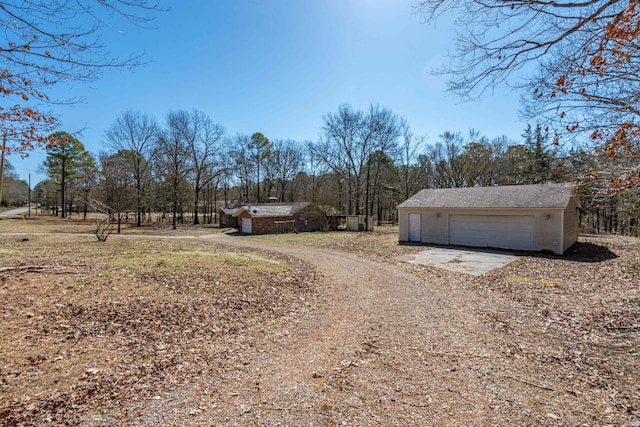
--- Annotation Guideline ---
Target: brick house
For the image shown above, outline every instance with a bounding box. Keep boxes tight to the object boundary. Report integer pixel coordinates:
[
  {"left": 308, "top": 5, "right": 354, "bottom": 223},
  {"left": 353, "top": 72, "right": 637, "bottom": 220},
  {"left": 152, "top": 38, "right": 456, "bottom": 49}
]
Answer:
[
  {"left": 234, "top": 202, "right": 336, "bottom": 234},
  {"left": 218, "top": 207, "right": 240, "bottom": 228}
]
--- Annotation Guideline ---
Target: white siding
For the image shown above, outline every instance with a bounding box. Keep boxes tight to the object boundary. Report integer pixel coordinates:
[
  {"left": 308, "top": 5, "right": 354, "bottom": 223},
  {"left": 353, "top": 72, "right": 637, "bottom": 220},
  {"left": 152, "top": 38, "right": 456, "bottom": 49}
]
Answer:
[
  {"left": 399, "top": 207, "right": 571, "bottom": 254},
  {"left": 563, "top": 197, "right": 579, "bottom": 252},
  {"left": 533, "top": 211, "right": 562, "bottom": 253}
]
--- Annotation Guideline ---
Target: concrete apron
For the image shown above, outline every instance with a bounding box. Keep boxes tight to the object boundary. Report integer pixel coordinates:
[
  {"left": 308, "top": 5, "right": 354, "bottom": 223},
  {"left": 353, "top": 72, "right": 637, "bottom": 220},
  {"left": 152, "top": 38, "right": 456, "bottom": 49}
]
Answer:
[{"left": 397, "top": 247, "right": 517, "bottom": 276}]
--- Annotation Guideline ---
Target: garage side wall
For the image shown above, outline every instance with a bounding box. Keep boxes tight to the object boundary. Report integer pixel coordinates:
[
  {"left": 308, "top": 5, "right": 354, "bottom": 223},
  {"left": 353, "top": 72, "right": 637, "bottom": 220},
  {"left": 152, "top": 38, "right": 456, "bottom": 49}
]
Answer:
[
  {"left": 398, "top": 209, "right": 409, "bottom": 241},
  {"left": 563, "top": 197, "right": 579, "bottom": 252},
  {"left": 531, "top": 209, "right": 563, "bottom": 254},
  {"left": 397, "top": 208, "right": 448, "bottom": 244}
]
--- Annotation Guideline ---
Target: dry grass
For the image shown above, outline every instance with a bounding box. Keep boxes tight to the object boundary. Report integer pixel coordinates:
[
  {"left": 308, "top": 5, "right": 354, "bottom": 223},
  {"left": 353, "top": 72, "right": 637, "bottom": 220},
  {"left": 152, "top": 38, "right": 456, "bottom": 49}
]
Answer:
[
  {"left": 0, "top": 232, "right": 315, "bottom": 425},
  {"left": 253, "top": 228, "right": 640, "bottom": 425},
  {"left": 1, "top": 217, "right": 639, "bottom": 425}
]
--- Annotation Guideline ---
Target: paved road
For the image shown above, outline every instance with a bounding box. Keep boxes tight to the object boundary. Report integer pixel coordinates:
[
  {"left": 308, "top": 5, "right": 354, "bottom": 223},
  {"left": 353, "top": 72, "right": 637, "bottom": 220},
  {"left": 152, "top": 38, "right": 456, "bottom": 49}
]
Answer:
[{"left": 0, "top": 206, "right": 30, "bottom": 218}]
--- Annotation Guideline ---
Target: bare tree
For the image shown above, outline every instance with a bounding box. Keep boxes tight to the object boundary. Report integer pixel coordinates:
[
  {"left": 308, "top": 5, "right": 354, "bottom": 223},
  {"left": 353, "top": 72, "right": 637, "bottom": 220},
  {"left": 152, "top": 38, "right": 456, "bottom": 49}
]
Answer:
[
  {"left": 423, "top": 129, "right": 500, "bottom": 188},
  {"left": 229, "top": 134, "right": 254, "bottom": 203},
  {"left": 396, "top": 118, "right": 426, "bottom": 200},
  {"left": 89, "top": 198, "right": 117, "bottom": 242},
  {"left": 427, "top": 131, "right": 468, "bottom": 188},
  {"left": 157, "top": 111, "right": 190, "bottom": 230},
  {"left": 461, "top": 137, "right": 503, "bottom": 187},
  {"left": 314, "top": 104, "right": 400, "bottom": 221},
  {"left": 0, "top": 1, "right": 163, "bottom": 155},
  {"left": 414, "top": 0, "right": 640, "bottom": 188},
  {"left": 315, "top": 104, "right": 363, "bottom": 215},
  {"left": 302, "top": 144, "right": 331, "bottom": 205},
  {"left": 173, "top": 110, "right": 225, "bottom": 225},
  {"left": 362, "top": 105, "right": 401, "bottom": 228},
  {"left": 414, "top": 1, "right": 627, "bottom": 97},
  {"left": 105, "top": 111, "right": 158, "bottom": 227},
  {"left": 96, "top": 151, "right": 136, "bottom": 233},
  {"left": 267, "top": 139, "right": 305, "bottom": 202}
]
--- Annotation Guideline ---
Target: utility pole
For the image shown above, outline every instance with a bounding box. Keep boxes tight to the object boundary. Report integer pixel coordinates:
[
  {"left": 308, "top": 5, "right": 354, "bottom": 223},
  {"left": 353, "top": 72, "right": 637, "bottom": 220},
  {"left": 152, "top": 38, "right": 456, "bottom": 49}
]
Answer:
[
  {"left": 28, "top": 173, "right": 31, "bottom": 217},
  {"left": 0, "top": 132, "right": 6, "bottom": 207}
]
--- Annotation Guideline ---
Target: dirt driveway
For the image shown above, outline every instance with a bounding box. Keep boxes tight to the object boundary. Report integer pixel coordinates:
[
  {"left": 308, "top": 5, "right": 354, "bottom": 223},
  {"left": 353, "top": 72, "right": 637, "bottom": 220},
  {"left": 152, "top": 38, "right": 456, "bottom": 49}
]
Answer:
[
  {"left": 1, "top": 228, "right": 637, "bottom": 426},
  {"left": 185, "top": 234, "right": 491, "bottom": 426},
  {"left": 141, "top": 232, "right": 637, "bottom": 426}
]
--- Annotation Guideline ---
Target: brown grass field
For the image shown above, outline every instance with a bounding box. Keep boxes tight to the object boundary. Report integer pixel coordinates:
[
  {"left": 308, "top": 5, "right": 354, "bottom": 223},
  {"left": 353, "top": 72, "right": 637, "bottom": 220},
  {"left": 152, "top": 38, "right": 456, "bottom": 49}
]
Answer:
[{"left": 0, "top": 214, "right": 639, "bottom": 425}]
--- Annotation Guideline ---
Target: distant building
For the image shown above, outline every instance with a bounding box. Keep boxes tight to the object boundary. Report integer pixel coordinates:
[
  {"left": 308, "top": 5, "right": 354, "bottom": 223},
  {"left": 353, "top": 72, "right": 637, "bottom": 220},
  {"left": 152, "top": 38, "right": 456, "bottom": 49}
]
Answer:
[{"left": 221, "top": 201, "right": 338, "bottom": 234}]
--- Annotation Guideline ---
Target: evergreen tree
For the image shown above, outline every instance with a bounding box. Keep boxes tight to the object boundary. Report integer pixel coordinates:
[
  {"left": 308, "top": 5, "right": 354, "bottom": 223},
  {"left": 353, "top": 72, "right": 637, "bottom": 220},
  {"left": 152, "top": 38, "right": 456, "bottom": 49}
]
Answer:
[{"left": 43, "top": 132, "right": 95, "bottom": 218}]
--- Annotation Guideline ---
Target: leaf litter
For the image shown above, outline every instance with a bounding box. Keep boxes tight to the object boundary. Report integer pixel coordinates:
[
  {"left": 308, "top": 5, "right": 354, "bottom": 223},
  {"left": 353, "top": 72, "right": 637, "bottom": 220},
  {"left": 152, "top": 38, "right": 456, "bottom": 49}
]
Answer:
[
  {"left": 0, "top": 228, "right": 638, "bottom": 426},
  {"left": 0, "top": 235, "right": 316, "bottom": 425}
]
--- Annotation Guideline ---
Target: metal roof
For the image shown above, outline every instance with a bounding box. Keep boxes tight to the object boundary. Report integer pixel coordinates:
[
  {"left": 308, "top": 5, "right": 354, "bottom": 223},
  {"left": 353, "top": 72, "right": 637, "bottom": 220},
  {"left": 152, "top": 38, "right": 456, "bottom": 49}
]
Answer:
[
  {"left": 397, "top": 183, "right": 576, "bottom": 209},
  {"left": 234, "top": 202, "right": 313, "bottom": 218}
]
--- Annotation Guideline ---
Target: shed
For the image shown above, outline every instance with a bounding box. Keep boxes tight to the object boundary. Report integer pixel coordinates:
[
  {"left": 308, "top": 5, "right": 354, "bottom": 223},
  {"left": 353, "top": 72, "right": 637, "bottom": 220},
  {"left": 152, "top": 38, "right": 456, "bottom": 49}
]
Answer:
[
  {"left": 234, "top": 202, "right": 336, "bottom": 234},
  {"left": 397, "top": 183, "right": 579, "bottom": 254},
  {"left": 218, "top": 207, "right": 240, "bottom": 228}
]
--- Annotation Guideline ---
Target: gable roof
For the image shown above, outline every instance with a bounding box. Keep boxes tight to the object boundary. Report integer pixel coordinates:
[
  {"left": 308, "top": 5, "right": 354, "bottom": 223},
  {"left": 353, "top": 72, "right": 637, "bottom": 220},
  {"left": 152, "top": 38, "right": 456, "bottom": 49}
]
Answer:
[
  {"left": 219, "top": 207, "right": 241, "bottom": 216},
  {"left": 397, "top": 183, "right": 576, "bottom": 209},
  {"left": 234, "top": 202, "right": 313, "bottom": 218}
]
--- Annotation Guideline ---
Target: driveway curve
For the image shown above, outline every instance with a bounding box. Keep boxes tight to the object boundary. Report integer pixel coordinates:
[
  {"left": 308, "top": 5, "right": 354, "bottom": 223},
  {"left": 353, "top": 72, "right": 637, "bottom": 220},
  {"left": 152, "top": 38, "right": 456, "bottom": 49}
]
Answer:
[
  {"left": 0, "top": 206, "right": 30, "bottom": 218},
  {"left": 141, "top": 233, "right": 517, "bottom": 426}
]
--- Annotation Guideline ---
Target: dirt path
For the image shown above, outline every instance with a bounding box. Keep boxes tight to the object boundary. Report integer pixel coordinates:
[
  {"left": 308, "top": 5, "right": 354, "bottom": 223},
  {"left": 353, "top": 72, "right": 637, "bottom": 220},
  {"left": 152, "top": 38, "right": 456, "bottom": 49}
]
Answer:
[
  {"left": 3, "top": 230, "right": 636, "bottom": 425},
  {"left": 137, "top": 234, "right": 524, "bottom": 426}
]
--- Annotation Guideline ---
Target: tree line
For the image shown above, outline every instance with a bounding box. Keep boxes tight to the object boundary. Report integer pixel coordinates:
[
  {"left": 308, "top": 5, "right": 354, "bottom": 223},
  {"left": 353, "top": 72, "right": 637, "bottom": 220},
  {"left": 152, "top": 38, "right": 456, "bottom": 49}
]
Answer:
[
  {"left": 2, "top": 1, "right": 638, "bottom": 236},
  {"left": 413, "top": 0, "right": 640, "bottom": 236},
  {"left": 18, "top": 104, "right": 635, "bottom": 236}
]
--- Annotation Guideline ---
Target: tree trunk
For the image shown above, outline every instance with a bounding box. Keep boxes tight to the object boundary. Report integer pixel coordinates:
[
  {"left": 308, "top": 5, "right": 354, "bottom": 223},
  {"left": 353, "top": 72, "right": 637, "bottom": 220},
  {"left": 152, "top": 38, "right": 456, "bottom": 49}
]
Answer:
[
  {"left": 172, "top": 173, "right": 178, "bottom": 230},
  {"left": 213, "top": 185, "right": 218, "bottom": 224},
  {"left": 60, "top": 164, "right": 66, "bottom": 218},
  {"left": 193, "top": 188, "right": 200, "bottom": 225},
  {"left": 136, "top": 181, "right": 142, "bottom": 227}
]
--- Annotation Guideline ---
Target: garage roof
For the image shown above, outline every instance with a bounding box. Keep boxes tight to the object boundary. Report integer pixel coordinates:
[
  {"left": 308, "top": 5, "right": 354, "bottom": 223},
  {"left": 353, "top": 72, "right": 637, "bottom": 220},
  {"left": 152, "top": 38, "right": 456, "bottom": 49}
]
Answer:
[{"left": 397, "top": 183, "right": 576, "bottom": 209}]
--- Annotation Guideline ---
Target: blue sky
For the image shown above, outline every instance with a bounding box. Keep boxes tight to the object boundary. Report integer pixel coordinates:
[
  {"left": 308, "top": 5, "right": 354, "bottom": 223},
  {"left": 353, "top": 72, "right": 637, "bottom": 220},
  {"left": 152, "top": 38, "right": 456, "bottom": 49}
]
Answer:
[{"left": 9, "top": 0, "right": 527, "bottom": 184}]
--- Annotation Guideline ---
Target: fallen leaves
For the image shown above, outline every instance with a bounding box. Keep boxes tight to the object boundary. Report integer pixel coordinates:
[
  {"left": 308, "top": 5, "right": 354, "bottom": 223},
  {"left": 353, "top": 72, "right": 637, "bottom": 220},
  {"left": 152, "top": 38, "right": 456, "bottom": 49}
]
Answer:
[{"left": 0, "top": 235, "right": 317, "bottom": 425}]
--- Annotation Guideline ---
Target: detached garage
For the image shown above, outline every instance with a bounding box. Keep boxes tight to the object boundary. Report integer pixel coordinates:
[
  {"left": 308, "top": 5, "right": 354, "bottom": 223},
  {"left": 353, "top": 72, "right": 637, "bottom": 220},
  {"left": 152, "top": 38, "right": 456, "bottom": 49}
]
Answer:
[{"left": 397, "top": 183, "right": 579, "bottom": 254}]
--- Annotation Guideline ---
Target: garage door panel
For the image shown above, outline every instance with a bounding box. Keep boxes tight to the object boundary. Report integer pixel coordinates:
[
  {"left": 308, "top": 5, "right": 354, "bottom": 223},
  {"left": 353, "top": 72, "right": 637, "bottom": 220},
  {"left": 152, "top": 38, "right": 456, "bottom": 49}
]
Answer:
[{"left": 449, "top": 215, "right": 534, "bottom": 251}]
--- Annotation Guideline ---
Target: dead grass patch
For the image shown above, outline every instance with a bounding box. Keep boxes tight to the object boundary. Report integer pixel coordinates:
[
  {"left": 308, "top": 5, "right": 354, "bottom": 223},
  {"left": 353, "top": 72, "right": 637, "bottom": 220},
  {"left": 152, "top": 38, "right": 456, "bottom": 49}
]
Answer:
[
  {"left": 0, "top": 234, "right": 316, "bottom": 425},
  {"left": 1, "top": 217, "right": 639, "bottom": 425}
]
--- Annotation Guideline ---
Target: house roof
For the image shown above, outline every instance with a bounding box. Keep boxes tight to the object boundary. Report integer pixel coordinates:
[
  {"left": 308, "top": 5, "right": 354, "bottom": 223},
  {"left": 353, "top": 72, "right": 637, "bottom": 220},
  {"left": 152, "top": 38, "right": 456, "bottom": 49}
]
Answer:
[
  {"left": 397, "top": 183, "right": 576, "bottom": 210},
  {"left": 234, "top": 202, "right": 313, "bottom": 218},
  {"left": 220, "top": 207, "right": 240, "bottom": 216}
]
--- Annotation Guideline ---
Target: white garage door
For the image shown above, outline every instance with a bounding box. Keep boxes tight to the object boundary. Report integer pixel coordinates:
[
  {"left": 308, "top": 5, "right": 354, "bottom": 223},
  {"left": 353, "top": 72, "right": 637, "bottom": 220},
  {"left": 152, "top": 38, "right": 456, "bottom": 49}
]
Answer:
[
  {"left": 449, "top": 214, "right": 535, "bottom": 251},
  {"left": 241, "top": 217, "right": 252, "bottom": 234}
]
